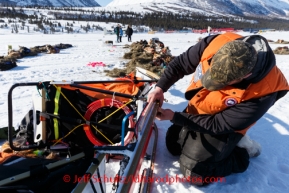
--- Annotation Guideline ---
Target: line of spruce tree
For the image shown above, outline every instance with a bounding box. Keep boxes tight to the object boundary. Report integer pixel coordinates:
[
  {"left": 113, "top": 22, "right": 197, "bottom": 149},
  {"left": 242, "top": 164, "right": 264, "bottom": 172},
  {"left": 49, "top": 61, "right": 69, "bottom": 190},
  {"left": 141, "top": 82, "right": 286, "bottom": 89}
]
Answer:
[{"left": 0, "top": 6, "right": 289, "bottom": 31}]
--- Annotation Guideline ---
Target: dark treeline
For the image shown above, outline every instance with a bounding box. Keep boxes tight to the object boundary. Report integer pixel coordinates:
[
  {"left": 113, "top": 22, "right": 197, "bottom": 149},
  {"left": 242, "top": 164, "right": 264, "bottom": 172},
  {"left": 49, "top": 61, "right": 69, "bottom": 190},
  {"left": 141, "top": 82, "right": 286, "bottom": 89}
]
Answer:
[{"left": 1, "top": 5, "right": 289, "bottom": 31}]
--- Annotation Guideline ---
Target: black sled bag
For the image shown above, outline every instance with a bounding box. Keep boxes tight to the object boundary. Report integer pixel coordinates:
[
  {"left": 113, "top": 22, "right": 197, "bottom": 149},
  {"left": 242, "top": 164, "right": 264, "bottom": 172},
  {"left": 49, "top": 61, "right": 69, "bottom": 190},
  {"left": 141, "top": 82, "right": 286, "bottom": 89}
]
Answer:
[{"left": 0, "top": 154, "right": 92, "bottom": 193}]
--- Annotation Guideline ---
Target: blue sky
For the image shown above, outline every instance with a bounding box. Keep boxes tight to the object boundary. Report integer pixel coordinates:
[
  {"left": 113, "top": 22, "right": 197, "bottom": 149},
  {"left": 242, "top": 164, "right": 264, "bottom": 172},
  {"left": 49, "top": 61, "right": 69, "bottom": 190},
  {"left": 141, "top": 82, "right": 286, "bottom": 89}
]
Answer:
[{"left": 97, "top": 0, "right": 113, "bottom": 6}]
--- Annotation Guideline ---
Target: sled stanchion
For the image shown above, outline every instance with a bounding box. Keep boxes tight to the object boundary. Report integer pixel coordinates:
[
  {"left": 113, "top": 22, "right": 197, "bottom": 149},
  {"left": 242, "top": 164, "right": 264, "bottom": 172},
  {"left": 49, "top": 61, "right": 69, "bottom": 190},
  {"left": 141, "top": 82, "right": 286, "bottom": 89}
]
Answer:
[
  {"left": 8, "top": 82, "right": 44, "bottom": 151},
  {"left": 122, "top": 111, "right": 136, "bottom": 146},
  {"left": 116, "top": 102, "right": 159, "bottom": 193}
]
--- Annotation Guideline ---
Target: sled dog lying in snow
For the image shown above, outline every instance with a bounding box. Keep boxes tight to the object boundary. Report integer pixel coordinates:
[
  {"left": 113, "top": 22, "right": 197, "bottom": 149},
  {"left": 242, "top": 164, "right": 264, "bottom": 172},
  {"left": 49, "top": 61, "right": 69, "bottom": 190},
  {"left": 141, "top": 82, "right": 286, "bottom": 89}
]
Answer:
[
  {"left": 105, "top": 40, "right": 113, "bottom": 45},
  {"left": 7, "top": 49, "right": 21, "bottom": 58},
  {"left": 46, "top": 45, "right": 60, "bottom": 54}
]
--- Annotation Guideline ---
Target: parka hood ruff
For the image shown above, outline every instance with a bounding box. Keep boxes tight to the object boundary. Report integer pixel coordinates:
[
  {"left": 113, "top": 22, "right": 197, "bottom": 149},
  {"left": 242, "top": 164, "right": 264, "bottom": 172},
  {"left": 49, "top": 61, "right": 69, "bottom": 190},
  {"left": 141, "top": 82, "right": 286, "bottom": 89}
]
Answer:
[{"left": 237, "top": 35, "right": 275, "bottom": 84}]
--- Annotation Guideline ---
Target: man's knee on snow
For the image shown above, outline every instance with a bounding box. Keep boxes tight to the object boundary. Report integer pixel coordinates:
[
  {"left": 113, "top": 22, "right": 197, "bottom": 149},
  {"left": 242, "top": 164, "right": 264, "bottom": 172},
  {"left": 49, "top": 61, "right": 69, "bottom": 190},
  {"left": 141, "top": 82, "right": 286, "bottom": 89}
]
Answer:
[
  {"left": 179, "top": 154, "right": 208, "bottom": 186},
  {"left": 178, "top": 132, "right": 250, "bottom": 185},
  {"left": 179, "top": 147, "right": 250, "bottom": 186},
  {"left": 165, "top": 124, "right": 183, "bottom": 156}
]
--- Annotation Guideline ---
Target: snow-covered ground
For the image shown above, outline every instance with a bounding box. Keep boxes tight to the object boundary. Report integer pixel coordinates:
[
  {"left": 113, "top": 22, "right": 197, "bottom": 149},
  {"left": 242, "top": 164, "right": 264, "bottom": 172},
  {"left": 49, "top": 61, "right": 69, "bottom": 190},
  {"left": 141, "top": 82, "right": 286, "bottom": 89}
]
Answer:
[{"left": 0, "top": 29, "right": 289, "bottom": 193}]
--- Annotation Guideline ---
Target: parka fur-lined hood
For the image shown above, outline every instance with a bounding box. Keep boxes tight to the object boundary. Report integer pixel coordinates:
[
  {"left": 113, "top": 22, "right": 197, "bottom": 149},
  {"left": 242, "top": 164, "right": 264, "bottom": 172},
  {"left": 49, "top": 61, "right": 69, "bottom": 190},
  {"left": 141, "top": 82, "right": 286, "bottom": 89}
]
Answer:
[{"left": 237, "top": 35, "right": 276, "bottom": 84}]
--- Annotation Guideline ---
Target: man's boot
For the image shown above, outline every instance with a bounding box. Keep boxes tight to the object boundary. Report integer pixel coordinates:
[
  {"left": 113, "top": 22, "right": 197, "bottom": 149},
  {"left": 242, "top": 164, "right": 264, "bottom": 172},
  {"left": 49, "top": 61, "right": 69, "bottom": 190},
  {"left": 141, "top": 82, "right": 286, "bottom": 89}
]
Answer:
[{"left": 237, "top": 134, "right": 261, "bottom": 157}]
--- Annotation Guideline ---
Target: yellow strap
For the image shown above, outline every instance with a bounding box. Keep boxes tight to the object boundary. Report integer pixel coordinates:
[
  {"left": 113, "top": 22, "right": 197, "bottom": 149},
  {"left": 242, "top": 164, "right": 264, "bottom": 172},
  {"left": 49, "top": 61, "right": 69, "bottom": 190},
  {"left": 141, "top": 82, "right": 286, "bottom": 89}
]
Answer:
[
  {"left": 53, "top": 124, "right": 84, "bottom": 146},
  {"left": 52, "top": 85, "right": 114, "bottom": 144},
  {"left": 53, "top": 87, "right": 61, "bottom": 139},
  {"left": 98, "top": 99, "right": 133, "bottom": 123},
  {"left": 52, "top": 85, "right": 134, "bottom": 145}
]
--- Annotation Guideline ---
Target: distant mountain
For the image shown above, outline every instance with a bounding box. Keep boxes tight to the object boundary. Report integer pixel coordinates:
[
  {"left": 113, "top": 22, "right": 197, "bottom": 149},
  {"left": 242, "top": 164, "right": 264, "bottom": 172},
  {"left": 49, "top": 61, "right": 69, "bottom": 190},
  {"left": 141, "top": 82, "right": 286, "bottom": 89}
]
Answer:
[
  {"left": 106, "top": 0, "right": 289, "bottom": 19},
  {"left": 0, "top": 0, "right": 101, "bottom": 7},
  {"left": 1, "top": 0, "right": 289, "bottom": 20}
]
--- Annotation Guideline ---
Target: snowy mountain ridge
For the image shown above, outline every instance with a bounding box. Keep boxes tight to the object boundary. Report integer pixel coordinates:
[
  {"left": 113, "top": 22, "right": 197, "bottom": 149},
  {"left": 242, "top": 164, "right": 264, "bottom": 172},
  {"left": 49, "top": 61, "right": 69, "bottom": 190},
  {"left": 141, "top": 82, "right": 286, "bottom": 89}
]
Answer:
[
  {"left": 0, "top": 0, "right": 100, "bottom": 7},
  {"left": 0, "top": 0, "right": 289, "bottom": 19},
  {"left": 106, "top": 0, "right": 289, "bottom": 19}
]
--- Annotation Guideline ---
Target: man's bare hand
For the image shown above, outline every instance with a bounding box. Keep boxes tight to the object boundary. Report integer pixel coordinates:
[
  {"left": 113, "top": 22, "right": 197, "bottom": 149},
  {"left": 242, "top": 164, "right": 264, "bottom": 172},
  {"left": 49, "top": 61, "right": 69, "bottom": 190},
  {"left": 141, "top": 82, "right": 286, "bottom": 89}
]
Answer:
[
  {"left": 156, "top": 108, "right": 174, "bottom": 121},
  {"left": 147, "top": 86, "right": 164, "bottom": 107}
]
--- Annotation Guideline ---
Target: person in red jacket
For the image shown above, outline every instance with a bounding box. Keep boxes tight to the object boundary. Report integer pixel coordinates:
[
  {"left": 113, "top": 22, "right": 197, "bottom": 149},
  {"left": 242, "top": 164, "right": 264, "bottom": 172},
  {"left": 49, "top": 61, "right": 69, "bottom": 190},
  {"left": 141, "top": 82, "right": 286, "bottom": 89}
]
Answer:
[{"left": 147, "top": 32, "right": 289, "bottom": 185}]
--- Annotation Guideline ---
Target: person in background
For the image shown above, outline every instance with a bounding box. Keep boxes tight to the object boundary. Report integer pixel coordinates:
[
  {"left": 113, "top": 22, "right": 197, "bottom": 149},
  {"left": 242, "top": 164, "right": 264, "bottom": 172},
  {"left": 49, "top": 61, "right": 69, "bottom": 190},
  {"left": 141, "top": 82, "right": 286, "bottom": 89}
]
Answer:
[
  {"left": 119, "top": 27, "right": 123, "bottom": 43},
  {"left": 126, "top": 25, "right": 133, "bottom": 42},
  {"left": 114, "top": 24, "right": 120, "bottom": 43},
  {"left": 147, "top": 32, "right": 289, "bottom": 185},
  {"left": 207, "top": 26, "right": 212, "bottom": 36}
]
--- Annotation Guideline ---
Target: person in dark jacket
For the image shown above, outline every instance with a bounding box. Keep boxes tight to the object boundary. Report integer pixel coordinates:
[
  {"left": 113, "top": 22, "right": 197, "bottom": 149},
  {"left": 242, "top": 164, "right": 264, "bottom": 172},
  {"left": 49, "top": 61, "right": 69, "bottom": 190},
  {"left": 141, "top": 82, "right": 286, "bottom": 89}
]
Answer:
[
  {"left": 114, "top": 24, "right": 120, "bottom": 43},
  {"left": 147, "top": 32, "right": 289, "bottom": 185},
  {"left": 126, "top": 25, "right": 133, "bottom": 42}
]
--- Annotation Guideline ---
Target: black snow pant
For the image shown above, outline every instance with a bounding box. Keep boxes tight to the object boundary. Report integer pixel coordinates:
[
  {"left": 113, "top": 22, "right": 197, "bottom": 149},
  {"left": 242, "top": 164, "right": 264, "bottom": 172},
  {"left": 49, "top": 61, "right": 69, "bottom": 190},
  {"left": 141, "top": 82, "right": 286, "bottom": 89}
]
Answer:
[
  {"left": 128, "top": 35, "right": 132, "bottom": 42},
  {"left": 166, "top": 124, "right": 249, "bottom": 186}
]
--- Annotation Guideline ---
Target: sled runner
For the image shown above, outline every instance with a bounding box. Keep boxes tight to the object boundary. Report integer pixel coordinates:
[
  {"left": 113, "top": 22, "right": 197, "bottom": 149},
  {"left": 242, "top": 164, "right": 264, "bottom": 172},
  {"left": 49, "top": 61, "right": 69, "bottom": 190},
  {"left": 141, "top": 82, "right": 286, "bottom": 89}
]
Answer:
[{"left": 1, "top": 71, "right": 159, "bottom": 193}]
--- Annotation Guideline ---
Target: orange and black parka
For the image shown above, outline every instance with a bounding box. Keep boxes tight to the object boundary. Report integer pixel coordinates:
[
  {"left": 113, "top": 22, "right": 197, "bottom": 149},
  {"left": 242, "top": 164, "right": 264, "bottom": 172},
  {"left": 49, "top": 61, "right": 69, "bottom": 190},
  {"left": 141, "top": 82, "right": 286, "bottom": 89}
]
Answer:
[{"left": 156, "top": 32, "right": 289, "bottom": 135}]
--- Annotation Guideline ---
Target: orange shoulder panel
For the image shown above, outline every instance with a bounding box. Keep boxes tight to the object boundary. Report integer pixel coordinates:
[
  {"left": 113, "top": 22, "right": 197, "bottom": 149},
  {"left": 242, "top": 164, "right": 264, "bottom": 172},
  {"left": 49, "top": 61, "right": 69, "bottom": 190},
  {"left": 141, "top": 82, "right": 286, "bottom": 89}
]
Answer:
[{"left": 201, "top": 32, "right": 242, "bottom": 63}]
